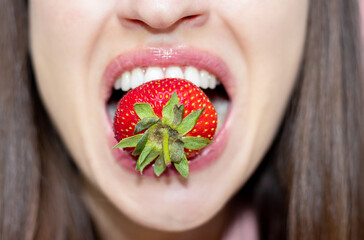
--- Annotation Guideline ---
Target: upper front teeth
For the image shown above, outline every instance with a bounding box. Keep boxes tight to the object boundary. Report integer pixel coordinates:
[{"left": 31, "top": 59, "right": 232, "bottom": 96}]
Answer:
[
  {"left": 165, "top": 66, "right": 184, "bottom": 78},
  {"left": 145, "top": 67, "right": 164, "bottom": 82},
  {"left": 113, "top": 66, "right": 220, "bottom": 91}
]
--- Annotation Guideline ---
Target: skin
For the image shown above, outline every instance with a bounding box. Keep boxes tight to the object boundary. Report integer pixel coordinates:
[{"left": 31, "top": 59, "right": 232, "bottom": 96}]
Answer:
[{"left": 30, "top": 0, "right": 308, "bottom": 239}]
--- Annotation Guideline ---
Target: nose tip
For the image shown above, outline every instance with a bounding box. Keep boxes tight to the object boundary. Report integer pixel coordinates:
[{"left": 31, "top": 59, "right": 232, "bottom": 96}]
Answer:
[
  {"left": 133, "top": 2, "right": 188, "bottom": 29},
  {"left": 118, "top": 0, "right": 208, "bottom": 31}
]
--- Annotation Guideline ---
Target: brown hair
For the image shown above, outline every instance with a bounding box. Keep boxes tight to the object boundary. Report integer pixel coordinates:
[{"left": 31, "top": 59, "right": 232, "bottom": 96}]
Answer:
[
  {"left": 0, "top": 0, "right": 94, "bottom": 239},
  {"left": 0, "top": 0, "right": 363, "bottom": 239}
]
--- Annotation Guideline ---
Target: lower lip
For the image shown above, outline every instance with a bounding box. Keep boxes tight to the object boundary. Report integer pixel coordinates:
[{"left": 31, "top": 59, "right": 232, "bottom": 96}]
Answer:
[{"left": 105, "top": 106, "right": 231, "bottom": 177}]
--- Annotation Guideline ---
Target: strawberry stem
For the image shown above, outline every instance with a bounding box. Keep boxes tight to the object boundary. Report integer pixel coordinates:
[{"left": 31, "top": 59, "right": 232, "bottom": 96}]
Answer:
[{"left": 161, "top": 128, "right": 171, "bottom": 164}]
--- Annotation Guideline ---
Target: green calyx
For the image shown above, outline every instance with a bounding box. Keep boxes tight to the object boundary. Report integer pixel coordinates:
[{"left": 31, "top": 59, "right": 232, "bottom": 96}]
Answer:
[{"left": 113, "top": 92, "right": 213, "bottom": 178}]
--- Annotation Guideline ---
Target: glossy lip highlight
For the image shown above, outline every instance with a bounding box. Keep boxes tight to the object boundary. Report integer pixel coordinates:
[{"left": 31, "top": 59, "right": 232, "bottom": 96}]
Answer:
[{"left": 102, "top": 46, "right": 234, "bottom": 177}]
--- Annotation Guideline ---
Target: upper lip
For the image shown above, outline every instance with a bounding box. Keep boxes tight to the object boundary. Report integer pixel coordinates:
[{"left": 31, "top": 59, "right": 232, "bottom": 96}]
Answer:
[{"left": 101, "top": 45, "right": 234, "bottom": 102}]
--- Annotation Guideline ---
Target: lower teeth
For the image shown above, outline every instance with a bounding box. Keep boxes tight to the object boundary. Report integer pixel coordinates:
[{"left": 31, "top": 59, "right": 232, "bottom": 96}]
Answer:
[
  {"left": 211, "top": 97, "right": 229, "bottom": 132},
  {"left": 108, "top": 102, "right": 118, "bottom": 120}
]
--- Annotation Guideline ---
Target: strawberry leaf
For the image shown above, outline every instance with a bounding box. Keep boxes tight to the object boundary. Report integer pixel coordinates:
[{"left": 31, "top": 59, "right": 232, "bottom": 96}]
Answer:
[
  {"left": 176, "top": 107, "right": 205, "bottom": 135},
  {"left": 171, "top": 104, "right": 184, "bottom": 128},
  {"left": 174, "top": 155, "right": 189, "bottom": 178},
  {"left": 169, "top": 139, "right": 184, "bottom": 164},
  {"left": 136, "top": 143, "right": 153, "bottom": 171},
  {"left": 113, "top": 134, "right": 143, "bottom": 149},
  {"left": 134, "top": 103, "right": 157, "bottom": 119},
  {"left": 132, "top": 130, "right": 149, "bottom": 156},
  {"left": 134, "top": 117, "right": 160, "bottom": 134},
  {"left": 140, "top": 149, "right": 159, "bottom": 173},
  {"left": 182, "top": 136, "right": 212, "bottom": 150},
  {"left": 154, "top": 155, "right": 166, "bottom": 176},
  {"left": 162, "top": 92, "right": 179, "bottom": 125}
]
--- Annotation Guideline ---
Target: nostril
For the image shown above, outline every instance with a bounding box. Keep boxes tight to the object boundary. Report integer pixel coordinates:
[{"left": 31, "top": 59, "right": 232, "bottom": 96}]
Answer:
[
  {"left": 122, "top": 14, "right": 207, "bottom": 32},
  {"left": 182, "top": 15, "right": 199, "bottom": 21},
  {"left": 179, "top": 14, "right": 208, "bottom": 27},
  {"left": 123, "top": 19, "right": 147, "bottom": 28},
  {"left": 122, "top": 14, "right": 208, "bottom": 31}
]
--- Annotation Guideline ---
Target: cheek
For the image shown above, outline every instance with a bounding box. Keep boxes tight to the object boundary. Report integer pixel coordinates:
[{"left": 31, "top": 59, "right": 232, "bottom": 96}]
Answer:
[
  {"left": 219, "top": 0, "right": 308, "bottom": 90},
  {"left": 216, "top": 0, "right": 308, "bottom": 165},
  {"left": 30, "top": 0, "right": 115, "bottom": 74},
  {"left": 243, "top": 1, "right": 308, "bottom": 159},
  {"left": 29, "top": 1, "right": 115, "bottom": 176}
]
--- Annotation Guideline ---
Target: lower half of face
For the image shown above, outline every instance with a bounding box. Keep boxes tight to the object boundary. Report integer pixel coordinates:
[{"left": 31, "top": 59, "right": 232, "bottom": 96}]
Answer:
[{"left": 30, "top": 0, "right": 308, "bottom": 231}]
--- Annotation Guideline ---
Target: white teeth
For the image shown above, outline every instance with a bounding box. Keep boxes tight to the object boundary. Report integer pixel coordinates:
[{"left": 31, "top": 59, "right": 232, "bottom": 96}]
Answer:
[
  {"left": 120, "top": 71, "right": 131, "bottom": 91},
  {"left": 113, "top": 76, "right": 121, "bottom": 90},
  {"left": 131, "top": 68, "right": 144, "bottom": 89},
  {"left": 199, "top": 70, "right": 209, "bottom": 89},
  {"left": 114, "top": 66, "right": 220, "bottom": 91},
  {"left": 208, "top": 74, "right": 217, "bottom": 89},
  {"left": 108, "top": 102, "right": 118, "bottom": 120},
  {"left": 212, "top": 96, "right": 230, "bottom": 132},
  {"left": 184, "top": 66, "right": 200, "bottom": 86},
  {"left": 145, "top": 67, "right": 164, "bottom": 82},
  {"left": 165, "top": 66, "right": 184, "bottom": 78}
]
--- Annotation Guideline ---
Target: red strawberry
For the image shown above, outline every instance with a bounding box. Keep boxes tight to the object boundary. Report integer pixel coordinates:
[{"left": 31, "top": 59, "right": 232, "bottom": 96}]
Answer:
[{"left": 113, "top": 78, "right": 217, "bottom": 177}]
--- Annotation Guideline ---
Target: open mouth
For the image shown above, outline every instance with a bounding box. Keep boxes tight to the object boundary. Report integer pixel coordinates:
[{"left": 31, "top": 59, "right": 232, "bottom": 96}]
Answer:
[{"left": 103, "top": 47, "right": 233, "bottom": 177}]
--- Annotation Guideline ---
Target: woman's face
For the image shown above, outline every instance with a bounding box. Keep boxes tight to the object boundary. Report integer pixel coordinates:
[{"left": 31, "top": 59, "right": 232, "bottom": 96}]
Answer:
[{"left": 30, "top": 0, "right": 308, "bottom": 231}]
